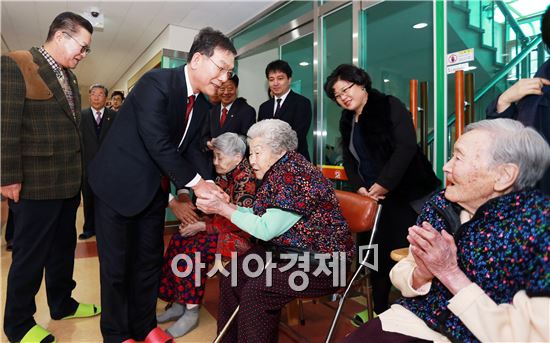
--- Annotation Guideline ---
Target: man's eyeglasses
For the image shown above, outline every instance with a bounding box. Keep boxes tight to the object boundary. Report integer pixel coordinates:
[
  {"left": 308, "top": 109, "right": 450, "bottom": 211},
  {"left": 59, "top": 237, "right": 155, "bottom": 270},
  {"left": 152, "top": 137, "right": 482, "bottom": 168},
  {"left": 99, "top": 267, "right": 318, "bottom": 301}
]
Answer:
[
  {"left": 334, "top": 83, "right": 355, "bottom": 100},
  {"left": 209, "top": 57, "right": 233, "bottom": 78},
  {"left": 63, "top": 31, "right": 91, "bottom": 55}
]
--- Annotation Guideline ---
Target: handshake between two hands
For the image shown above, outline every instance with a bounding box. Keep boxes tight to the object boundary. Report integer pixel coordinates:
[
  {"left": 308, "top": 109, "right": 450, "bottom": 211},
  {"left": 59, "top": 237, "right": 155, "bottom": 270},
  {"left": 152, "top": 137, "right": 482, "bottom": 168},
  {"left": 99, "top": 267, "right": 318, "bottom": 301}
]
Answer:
[
  {"left": 169, "top": 179, "right": 230, "bottom": 227},
  {"left": 193, "top": 179, "right": 230, "bottom": 214}
]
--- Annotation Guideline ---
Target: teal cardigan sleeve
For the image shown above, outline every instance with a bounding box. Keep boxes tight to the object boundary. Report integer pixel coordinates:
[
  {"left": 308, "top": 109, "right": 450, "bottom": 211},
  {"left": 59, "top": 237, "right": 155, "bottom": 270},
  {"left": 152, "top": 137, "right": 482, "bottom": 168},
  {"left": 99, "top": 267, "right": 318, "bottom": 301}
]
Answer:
[{"left": 231, "top": 206, "right": 301, "bottom": 241}]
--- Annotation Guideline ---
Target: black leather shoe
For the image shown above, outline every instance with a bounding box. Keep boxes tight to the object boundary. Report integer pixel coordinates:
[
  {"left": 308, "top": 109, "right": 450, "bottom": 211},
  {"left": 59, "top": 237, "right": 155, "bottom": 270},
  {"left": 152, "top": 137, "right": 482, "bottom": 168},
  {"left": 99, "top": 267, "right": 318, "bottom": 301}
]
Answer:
[{"left": 78, "top": 232, "right": 95, "bottom": 240}]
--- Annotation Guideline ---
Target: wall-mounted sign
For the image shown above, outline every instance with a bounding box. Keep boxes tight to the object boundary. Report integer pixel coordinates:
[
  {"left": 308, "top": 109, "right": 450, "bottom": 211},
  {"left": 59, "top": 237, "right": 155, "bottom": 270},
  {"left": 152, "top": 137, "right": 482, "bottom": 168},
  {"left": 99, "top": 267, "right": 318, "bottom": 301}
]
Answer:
[
  {"left": 447, "top": 48, "right": 474, "bottom": 65},
  {"left": 447, "top": 63, "right": 469, "bottom": 74}
]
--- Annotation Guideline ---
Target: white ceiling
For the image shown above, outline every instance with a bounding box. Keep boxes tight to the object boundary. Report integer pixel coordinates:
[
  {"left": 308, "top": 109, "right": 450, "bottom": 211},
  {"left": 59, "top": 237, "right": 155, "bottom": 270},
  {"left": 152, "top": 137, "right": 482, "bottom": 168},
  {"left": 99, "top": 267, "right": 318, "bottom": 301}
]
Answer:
[{"left": 1, "top": 0, "right": 277, "bottom": 91}]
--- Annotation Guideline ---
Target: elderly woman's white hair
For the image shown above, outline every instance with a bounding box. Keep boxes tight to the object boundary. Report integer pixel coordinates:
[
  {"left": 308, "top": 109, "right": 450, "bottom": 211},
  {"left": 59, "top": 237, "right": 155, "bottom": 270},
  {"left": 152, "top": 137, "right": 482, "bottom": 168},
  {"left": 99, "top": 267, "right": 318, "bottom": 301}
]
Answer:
[
  {"left": 211, "top": 132, "right": 247, "bottom": 157},
  {"left": 247, "top": 119, "right": 298, "bottom": 154},
  {"left": 466, "top": 118, "right": 550, "bottom": 190}
]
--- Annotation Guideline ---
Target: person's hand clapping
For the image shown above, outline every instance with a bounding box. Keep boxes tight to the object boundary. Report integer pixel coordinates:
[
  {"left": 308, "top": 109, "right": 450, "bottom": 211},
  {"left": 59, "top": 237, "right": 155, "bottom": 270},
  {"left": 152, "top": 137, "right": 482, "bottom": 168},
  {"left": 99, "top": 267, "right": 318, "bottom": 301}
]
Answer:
[
  {"left": 407, "top": 222, "right": 472, "bottom": 294},
  {"left": 407, "top": 223, "right": 435, "bottom": 288},
  {"left": 407, "top": 222, "right": 458, "bottom": 277}
]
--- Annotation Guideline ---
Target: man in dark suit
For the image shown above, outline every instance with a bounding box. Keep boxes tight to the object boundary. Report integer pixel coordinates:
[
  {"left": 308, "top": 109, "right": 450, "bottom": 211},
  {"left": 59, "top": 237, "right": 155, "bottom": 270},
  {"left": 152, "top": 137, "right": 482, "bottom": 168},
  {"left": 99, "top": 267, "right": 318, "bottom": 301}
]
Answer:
[
  {"left": 87, "top": 27, "right": 236, "bottom": 343},
  {"left": 258, "top": 59, "right": 312, "bottom": 160},
  {"left": 1, "top": 12, "right": 99, "bottom": 342},
  {"left": 208, "top": 74, "right": 256, "bottom": 138},
  {"left": 79, "top": 84, "right": 117, "bottom": 240}
]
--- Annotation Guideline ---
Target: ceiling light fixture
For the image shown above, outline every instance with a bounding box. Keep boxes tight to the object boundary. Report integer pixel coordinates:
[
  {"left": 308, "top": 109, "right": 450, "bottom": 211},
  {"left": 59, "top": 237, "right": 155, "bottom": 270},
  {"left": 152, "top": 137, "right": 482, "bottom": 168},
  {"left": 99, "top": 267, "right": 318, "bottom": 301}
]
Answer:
[
  {"left": 299, "top": 61, "right": 310, "bottom": 66},
  {"left": 413, "top": 22, "right": 428, "bottom": 29}
]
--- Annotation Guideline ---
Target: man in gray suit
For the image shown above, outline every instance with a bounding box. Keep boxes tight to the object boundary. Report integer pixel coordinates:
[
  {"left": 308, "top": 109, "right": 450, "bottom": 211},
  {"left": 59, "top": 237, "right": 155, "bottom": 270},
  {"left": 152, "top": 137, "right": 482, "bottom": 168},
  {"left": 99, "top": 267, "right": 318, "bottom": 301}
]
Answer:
[
  {"left": 79, "top": 84, "right": 117, "bottom": 240},
  {"left": 1, "top": 12, "right": 100, "bottom": 343}
]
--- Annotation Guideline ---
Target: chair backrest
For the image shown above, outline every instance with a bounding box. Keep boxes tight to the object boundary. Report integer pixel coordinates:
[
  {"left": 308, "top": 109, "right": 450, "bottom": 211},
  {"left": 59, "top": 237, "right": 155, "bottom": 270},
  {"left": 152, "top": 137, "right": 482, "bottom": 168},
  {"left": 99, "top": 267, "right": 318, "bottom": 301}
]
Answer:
[{"left": 334, "top": 190, "right": 378, "bottom": 233}]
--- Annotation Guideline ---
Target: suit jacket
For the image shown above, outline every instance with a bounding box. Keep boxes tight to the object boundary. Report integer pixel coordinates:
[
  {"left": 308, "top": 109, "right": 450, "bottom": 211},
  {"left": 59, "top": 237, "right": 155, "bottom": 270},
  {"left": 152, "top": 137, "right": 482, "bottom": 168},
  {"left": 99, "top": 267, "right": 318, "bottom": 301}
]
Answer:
[
  {"left": 258, "top": 90, "right": 312, "bottom": 160},
  {"left": 88, "top": 65, "right": 212, "bottom": 216},
  {"left": 208, "top": 97, "right": 256, "bottom": 138},
  {"left": 80, "top": 107, "right": 117, "bottom": 169},
  {"left": 340, "top": 89, "right": 440, "bottom": 202},
  {"left": 1, "top": 47, "right": 82, "bottom": 200}
]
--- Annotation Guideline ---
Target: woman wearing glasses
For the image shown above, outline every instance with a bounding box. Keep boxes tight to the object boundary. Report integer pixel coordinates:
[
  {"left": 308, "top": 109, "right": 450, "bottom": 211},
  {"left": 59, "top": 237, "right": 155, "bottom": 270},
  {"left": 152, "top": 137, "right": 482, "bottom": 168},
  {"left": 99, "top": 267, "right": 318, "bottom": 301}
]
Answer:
[{"left": 324, "top": 64, "right": 440, "bottom": 321}]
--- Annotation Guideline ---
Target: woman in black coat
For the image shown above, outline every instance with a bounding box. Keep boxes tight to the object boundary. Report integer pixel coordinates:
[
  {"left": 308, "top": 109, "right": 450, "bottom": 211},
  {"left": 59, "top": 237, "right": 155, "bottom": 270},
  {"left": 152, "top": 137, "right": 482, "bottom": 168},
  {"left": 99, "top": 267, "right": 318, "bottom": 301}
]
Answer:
[{"left": 324, "top": 64, "right": 440, "bottom": 317}]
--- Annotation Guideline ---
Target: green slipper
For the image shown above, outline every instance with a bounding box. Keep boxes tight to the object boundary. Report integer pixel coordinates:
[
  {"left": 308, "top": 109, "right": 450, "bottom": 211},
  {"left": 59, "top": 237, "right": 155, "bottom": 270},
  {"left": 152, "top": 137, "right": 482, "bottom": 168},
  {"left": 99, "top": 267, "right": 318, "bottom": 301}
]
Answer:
[
  {"left": 62, "top": 303, "right": 101, "bottom": 319},
  {"left": 351, "top": 309, "right": 377, "bottom": 327},
  {"left": 20, "top": 324, "right": 56, "bottom": 343}
]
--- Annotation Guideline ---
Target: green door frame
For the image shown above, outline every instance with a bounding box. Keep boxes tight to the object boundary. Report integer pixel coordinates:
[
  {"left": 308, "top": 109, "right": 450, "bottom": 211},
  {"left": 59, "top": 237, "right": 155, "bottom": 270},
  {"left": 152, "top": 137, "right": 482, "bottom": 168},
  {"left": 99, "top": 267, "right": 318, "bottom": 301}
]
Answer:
[{"left": 433, "top": 0, "right": 447, "bottom": 181}]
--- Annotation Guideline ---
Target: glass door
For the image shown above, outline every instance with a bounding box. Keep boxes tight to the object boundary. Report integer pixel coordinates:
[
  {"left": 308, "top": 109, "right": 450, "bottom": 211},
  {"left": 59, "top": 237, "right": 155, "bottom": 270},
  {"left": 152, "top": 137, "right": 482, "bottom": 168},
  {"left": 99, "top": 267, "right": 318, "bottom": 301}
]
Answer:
[{"left": 281, "top": 33, "right": 314, "bottom": 161}]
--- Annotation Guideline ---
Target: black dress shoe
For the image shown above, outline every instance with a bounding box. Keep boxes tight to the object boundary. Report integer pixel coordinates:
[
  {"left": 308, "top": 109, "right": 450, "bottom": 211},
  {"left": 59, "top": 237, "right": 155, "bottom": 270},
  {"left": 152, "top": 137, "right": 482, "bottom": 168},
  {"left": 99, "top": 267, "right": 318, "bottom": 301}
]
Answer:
[{"left": 78, "top": 232, "right": 95, "bottom": 240}]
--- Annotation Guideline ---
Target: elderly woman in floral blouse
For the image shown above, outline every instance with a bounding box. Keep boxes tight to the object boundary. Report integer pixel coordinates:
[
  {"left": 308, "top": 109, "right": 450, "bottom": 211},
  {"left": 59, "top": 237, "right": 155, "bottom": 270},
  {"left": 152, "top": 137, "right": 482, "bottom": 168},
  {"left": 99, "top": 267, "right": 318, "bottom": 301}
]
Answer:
[
  {"left": 197, "top": 119, "right": 355, "bottom": 343},
  {"left": 346, "top": 118, "right": 550, "bottom": 343},
  {"left": 156, "top": 133, "right": 256, "bottom": 338}
]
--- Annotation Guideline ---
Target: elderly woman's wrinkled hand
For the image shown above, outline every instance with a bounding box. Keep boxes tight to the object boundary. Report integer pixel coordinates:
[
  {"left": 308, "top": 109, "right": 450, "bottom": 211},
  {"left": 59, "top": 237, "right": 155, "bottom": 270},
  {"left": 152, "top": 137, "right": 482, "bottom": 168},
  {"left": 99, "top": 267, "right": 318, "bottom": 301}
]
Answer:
[
  {"left": 407, "top": 224, "right": 435, "bottom": 287},
  {"left": 407, "top": 222, "right": 459, "bottom": 280},
  {"left": 179, "top": 221, "right": 206, "bottom": 237},
  {"left": 196, "top": 191, "right": 226, "bottom": 214},
  {"left": 193, "top": 179, "right": 230, "bottom": 203}
]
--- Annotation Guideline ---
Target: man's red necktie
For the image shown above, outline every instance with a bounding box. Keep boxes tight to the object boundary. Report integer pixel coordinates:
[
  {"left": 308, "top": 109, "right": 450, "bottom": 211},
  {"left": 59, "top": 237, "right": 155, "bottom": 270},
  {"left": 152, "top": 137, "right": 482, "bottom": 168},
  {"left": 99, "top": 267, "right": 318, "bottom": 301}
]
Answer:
[
  {"left": 220, "top": 107, "right": 228, "bottom": 127},
  {"left": 186, "top": 94, "right": 196, "bottom": 121}
]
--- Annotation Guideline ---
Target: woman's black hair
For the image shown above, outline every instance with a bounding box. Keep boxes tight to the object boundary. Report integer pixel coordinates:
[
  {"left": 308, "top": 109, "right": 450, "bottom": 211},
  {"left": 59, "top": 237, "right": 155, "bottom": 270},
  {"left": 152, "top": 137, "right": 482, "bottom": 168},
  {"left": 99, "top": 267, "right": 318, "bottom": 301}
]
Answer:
[{"left": 324, "top": 64, "right": 372, "bottom": 101}]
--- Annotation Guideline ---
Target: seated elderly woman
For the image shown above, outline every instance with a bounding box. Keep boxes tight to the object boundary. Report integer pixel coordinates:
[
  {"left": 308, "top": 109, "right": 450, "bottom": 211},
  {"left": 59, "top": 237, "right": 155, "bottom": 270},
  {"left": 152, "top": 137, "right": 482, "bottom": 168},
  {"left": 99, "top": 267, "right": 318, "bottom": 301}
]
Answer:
[
  {"left": 345, "top": 118, "right": 550, "bottom": 343},
  {"left": 156, "top": 132, "right": 256, "bottom": 338},
  {"left": 197, "top": 119, "right": 355, "bottom": 342}
]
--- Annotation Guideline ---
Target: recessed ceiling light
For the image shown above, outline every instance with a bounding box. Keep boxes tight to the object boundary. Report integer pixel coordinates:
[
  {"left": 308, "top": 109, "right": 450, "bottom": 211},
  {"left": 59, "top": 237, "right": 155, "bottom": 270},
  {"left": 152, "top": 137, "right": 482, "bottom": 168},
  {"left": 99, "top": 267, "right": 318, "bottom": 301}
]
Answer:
[
  {"left": 383, "top": 79, "right": 390, "bottom": 83},
  {"left": 413, "top": 22, "right": 428, "bottom": 29},
  {"left": 299, "top": 61, "right": 309, "bottom": 66}
]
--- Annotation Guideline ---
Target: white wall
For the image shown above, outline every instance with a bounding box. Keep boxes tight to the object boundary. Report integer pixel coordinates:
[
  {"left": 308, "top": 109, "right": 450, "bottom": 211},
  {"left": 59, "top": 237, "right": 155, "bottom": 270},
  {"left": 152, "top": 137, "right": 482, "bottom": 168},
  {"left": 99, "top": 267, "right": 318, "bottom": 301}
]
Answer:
[
  {"left": 110, "top": 24, "right": 199, "bottom": 95},
  {"left": 236, "top": 47, "right": 279, "bottom": 114}
]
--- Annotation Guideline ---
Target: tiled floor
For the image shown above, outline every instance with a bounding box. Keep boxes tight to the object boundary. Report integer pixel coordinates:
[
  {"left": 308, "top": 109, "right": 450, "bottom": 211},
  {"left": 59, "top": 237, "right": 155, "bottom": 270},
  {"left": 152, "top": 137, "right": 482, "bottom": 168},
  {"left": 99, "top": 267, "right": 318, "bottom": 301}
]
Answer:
[{"left": 0, "top": 201, "right": 364, "bottom": 342}]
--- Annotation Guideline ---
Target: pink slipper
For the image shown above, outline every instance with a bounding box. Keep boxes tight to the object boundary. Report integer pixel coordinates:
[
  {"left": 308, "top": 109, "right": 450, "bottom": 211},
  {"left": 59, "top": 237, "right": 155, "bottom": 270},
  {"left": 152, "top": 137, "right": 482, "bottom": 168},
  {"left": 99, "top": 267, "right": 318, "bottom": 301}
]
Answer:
[{"left": 144, "top": 327, "right": 174, "bottom": 343}]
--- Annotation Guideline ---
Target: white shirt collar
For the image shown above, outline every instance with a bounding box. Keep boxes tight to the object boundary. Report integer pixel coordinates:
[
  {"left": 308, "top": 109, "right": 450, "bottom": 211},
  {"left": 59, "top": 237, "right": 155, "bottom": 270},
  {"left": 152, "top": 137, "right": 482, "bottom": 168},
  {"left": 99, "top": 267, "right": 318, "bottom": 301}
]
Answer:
[
  {"left": 92, "top": 107, "right": 105, "bottom": 116},
  {"left": 184, "top": 65, "right": 199, "bottom": 99},
  {"left": 275, "top": 88, "right": 291, "bottom": 103},
  {"left": 221, "top": 102, "right": 233, "bottom": 113}
]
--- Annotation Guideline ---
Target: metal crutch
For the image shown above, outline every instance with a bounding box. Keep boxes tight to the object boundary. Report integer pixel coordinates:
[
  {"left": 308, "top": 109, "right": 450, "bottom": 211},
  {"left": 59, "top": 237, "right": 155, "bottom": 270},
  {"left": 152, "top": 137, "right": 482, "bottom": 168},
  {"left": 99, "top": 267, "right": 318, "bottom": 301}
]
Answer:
[
  {"left": 325, "top": 204, "right": 383, "bottom": 343},
  {"left": 213, "top": 260, "right": 273, "bottom": 343}
]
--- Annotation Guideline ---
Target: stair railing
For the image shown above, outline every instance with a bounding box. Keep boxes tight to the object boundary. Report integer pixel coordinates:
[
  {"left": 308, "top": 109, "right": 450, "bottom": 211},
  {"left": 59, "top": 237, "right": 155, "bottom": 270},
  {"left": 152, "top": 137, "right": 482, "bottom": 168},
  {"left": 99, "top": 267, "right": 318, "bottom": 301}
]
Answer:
[{"left": 494, "top": 1, "right": 529, "bottom": 47}]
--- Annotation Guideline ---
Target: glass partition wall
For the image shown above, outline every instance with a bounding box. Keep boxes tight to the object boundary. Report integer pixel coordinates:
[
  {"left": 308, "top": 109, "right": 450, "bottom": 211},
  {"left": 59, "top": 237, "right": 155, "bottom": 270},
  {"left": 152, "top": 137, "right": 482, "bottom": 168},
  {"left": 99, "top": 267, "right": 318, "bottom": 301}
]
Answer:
[{"left": 231, "top": 0, "right": 437, "bottom": 180}]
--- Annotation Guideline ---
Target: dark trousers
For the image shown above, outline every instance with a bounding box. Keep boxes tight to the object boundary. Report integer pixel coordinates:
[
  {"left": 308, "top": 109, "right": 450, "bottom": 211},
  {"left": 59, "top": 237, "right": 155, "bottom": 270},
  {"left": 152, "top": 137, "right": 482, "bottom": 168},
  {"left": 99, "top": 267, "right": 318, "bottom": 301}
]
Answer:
[
  {"left": 357, "top": 196, "right": 417, "bottom": 314},
  {"left": 81, "top": 177, "right": 95, "bottom": 234},
  {"left": 3, "top": 196, "right": 80, "bottom": 342},
  {"left": 95, "top": 188, "right": 166, "bottom": 343},
  {"left": 343, "top": 317, "right": 431, "bottom": 343},
  {"left": 5, "top": 207, "right": 14, "bottom": 242},
  {"left": 218, "top": 245, "right": 338, "bottom": 343}
]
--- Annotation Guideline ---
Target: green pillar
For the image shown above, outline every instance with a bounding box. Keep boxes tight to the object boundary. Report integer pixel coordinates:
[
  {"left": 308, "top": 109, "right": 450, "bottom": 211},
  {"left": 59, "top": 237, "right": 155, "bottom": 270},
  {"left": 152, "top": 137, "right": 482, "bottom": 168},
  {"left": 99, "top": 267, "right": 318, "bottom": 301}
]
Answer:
[{"left": 433, "top": 0, "right": 447, "bottom": 181}]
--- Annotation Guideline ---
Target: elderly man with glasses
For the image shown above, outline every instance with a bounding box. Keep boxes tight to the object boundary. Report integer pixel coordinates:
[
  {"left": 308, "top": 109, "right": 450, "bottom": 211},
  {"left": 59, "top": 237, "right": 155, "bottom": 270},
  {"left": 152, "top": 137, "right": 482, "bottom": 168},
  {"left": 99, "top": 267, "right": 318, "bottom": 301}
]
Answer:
[{"left": 1, "top": 12, "right": 99, "bottom": 343}]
